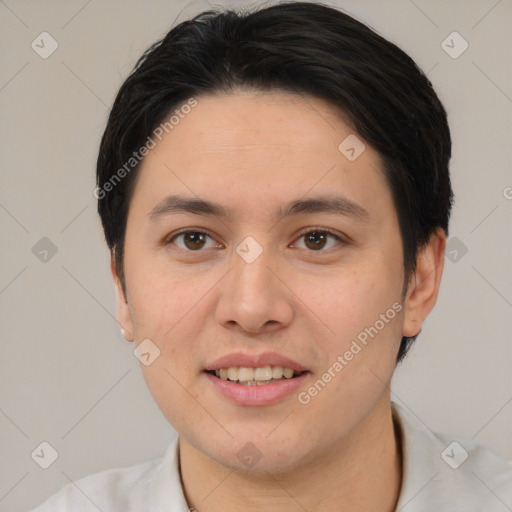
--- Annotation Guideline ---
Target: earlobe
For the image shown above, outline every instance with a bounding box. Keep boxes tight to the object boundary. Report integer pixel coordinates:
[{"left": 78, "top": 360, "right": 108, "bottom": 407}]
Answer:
[
  {"left": 110, "top": 249, "right": 134, "bottom": 342},
  {"left": 402, "top": 228, "right": 446, "bottom": 338}
]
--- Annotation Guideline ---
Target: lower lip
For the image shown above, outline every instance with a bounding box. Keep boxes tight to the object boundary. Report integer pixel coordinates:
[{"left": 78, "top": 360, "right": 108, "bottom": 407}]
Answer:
[{"left": 204, "top": 371, "right": 310, "bottom": 406}]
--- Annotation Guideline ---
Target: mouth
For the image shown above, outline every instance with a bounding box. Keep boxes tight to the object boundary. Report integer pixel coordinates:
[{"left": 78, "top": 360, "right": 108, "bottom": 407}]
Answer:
[
  {"left": 205, "top": 366, "right": 307, "bottom": 386},
  {"left": 203, "top": 352, "right": 311, "bottom": 405}
]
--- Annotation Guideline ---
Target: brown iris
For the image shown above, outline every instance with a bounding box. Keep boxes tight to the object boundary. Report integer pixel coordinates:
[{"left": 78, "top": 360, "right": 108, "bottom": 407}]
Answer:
[
  {"left": 183, "top": 232, "right": 208, "bottom": 250},
  {"left": 303, "top": 231, "right": 328, "bottom": 251}
]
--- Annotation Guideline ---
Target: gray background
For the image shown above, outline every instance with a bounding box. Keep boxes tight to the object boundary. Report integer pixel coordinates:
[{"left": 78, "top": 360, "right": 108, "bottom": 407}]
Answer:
[{"left": 0, "top": 0, "right": 511, "bottom": 510}]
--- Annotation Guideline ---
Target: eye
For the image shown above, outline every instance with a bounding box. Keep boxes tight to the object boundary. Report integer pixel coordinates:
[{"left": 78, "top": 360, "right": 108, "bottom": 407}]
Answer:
[
  {"left": 167, "top": 230, "right": 220, "bottom": 251},
  {"left": 166, "top": 228, "right": 345, "bottom": 252},
  {"left": 292, "top": 228, "right": 344, "bottom": 251}
]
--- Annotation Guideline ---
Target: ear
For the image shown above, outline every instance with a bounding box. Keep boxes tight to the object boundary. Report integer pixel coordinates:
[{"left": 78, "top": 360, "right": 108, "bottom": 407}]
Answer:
[
  {"left": 402, "top": 227, "right": 446, "bottom": 337},
  {"left": 110, "top": 249, "right": 134, "bottom": 342}
]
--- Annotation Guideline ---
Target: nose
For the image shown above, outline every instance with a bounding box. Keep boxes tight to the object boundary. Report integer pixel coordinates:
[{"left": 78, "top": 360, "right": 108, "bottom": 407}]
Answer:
[{"left": 214, "top": 245, "right": 294, "bottom": 335}]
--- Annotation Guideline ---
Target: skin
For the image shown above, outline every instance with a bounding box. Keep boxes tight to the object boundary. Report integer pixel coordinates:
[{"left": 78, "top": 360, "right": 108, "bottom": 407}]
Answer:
[{"left": 111, "top": 90, "right": 446, "bottom": 512}]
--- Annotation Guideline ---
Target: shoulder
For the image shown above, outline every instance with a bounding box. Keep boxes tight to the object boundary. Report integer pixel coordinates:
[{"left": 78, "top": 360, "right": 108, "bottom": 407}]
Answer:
[
  {"left": 393, "top": 402, "right": 512, "bottom": 511},
  {"left": 28, "top": 440, "right": 181, "bottom": 512}
]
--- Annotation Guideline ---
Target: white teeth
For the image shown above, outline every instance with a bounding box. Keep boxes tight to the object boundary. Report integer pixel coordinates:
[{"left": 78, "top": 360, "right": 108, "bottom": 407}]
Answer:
[
  {"left": 238, "top": 380, "right": 274, "bottom": 386},
  {"left": 238, "top": 367, "right": 254, "bottom": 381},
  {"left": 254, "top": 366, "right": 272, "bottom": 381},
  {"left": 272, "top": 366, "right": 284, "bottom": 379},
  {"left": 213, "top": 365, "right": 301, "bottom": 384},
  {"left": 283, "top": 367, "right": 294, "bottom": 379}
]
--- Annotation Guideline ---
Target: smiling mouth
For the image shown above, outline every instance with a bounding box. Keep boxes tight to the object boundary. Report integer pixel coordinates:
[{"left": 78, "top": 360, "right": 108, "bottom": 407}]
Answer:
[{"left": 206, "top": 366, "right": 306, "bottom": 386}]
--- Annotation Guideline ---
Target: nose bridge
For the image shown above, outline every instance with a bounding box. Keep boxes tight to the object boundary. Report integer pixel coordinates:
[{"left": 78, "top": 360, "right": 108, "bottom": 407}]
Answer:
[{"left": 231, "top": 235, "right": 275, "bottom": 299}]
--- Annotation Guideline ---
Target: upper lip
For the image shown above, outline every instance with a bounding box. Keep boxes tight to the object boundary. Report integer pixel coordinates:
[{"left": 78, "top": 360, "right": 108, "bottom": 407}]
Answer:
[{"left": 205, "top": 352, "right": 309, "bottom": 372}]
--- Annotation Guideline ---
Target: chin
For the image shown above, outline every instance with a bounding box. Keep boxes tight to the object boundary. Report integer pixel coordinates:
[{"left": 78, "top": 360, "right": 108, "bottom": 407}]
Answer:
[{"left": 206, "top": 429, "right": 312, "bottom": 474}]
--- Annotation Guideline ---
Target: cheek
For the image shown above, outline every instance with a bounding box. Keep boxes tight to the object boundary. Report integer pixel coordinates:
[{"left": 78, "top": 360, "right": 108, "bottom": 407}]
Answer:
[
  {"left": 126, "top": 259, "right": 224, "bottom": 381},
  {"left": 298, "top": 262, "right": 400, "bottom": 342},
  {"left": 296, "top": 256, "right": 403, "bottom": 402},
  {"left": 299, "top": 267, "right": 402, "bottom": 426},
  {"left": 140, "top": 362, "right": 198, "bottom": 435},
  {"left": 126, "top": 254, "right": 207, "bottom": 335}
]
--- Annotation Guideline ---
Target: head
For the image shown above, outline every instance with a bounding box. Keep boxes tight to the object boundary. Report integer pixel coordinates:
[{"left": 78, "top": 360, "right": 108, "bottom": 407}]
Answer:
[{"left": 96, "top": 2, "right": 452, "bottom": 473}]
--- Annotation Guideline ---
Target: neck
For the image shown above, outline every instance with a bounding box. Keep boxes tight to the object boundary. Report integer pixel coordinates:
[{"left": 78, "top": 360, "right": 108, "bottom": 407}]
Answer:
[{"left": 179, "top": 398, "right": 402, "bottom": 512}]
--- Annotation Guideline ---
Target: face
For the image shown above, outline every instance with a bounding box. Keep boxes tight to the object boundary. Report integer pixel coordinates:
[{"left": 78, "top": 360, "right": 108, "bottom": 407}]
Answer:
[{"left": 113, "top": 91, "right": 439, "bottom": 473}]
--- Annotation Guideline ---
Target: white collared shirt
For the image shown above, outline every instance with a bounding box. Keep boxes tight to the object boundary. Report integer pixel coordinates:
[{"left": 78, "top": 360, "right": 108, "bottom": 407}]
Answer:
[{"left": 29, "top": 402, "right": 512, "bottom": 511}]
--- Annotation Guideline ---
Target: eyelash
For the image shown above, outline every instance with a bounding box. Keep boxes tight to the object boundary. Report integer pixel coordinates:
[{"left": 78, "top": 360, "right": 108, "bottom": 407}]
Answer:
[{"left": 165, "top": 227, "right": 346, "bottom": 252}]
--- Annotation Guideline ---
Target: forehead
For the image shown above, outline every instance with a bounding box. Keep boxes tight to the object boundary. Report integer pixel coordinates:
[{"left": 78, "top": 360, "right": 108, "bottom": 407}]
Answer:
[
  {"left": 129, "top": 91, "right": 393, "bottom": 223},
  {"left": 168, "top": 90, "right": 353, "bottom": 149}
]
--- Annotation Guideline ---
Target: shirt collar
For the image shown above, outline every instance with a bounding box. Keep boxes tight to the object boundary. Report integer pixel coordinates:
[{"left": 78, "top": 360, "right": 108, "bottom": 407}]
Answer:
[
  {"left": 147, "top": 436, "right": 190, "bottom": 511},
  {"left": 392, "top": 401, "right": 444, "bottom": 510},
  {"left": 391, "top": 400, "right": 512, "bottom": 510}
]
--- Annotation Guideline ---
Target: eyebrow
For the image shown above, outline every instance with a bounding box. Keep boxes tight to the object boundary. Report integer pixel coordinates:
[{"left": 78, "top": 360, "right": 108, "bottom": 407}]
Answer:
[{"left": 147, "top": 194, "right": 369, "bottom": 223}]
